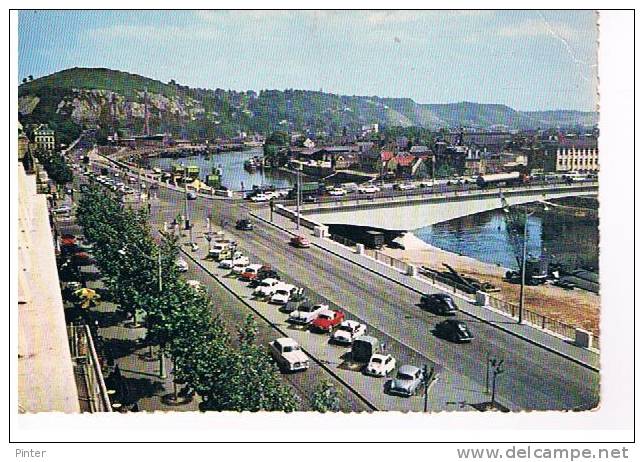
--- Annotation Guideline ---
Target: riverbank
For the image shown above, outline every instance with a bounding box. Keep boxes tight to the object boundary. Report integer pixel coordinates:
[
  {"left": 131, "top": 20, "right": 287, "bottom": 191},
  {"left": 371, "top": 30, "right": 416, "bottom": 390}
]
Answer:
[{"left": 382, "top": 233, "right": 600, "bottom": 335}]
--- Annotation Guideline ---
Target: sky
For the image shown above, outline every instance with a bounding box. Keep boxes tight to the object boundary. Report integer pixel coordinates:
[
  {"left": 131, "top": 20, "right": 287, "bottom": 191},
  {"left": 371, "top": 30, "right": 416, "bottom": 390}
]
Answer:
[{"left": 17, "top": 10, "right": 599, "bottom": 111}]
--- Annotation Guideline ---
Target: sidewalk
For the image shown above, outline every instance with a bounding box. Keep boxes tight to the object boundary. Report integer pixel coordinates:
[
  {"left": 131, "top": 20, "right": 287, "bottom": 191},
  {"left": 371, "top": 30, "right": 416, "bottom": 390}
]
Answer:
[
  {"left": 80, "top": 266, "right": 200, "bottom": 412},
  {"left": 250, "top": 206, "right": 600, "bottom": 372}
]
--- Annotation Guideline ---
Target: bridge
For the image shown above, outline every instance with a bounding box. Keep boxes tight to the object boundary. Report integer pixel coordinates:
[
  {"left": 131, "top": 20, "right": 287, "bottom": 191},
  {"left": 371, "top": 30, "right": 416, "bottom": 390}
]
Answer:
[{"left": 296, "top": 182, "right": 599, "bottom": 231}]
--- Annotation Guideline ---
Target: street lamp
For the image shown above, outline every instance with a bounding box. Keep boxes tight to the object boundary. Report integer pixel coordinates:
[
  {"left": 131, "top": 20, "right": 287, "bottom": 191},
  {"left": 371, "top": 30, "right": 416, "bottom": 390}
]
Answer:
[
  {"left": 117, "top": 243, "right": 167, "bottom": 380},
  {"left": 501, "top": 199, "right": 549, "bottom": 324}
]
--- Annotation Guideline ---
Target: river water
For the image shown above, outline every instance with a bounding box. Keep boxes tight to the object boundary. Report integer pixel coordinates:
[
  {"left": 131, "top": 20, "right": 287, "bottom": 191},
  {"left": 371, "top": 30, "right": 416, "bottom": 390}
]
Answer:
[
  {"left": 149, "top": 149, "right": 598, "bottom": 273},
  {"left": 414, "top": 207, "right": 599, "bottom": 272},
  {"left": 147, "top": 147, "right": 296, "bottom": 191}
]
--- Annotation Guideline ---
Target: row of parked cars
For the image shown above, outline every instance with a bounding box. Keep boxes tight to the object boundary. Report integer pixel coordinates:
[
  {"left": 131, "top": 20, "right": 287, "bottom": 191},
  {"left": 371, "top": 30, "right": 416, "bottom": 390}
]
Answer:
[
  {"left": 203, "top": 227, "right": 475, "bottom": 398},
  {"left": 181, "top": 215, "right": 474, "bottom": 398}
]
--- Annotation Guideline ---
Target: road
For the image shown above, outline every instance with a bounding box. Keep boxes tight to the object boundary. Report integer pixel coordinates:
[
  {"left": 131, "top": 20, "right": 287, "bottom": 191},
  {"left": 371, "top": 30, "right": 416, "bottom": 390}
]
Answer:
[
  {"left": 78, "top": 150, "right": 600, "bottom": 411},
  {"left": 154, "top": 183, "right": 600, "bottom": 411}
]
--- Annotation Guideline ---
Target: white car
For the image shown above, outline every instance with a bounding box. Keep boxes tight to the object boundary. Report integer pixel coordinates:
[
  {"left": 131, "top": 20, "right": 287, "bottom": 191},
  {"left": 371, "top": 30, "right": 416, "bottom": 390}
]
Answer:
[
  {"left": 264, "top": 191, "right": 281, "bottom": 199},
  {"left": 365, "top": 354, "right": 396, "bottom": 377},
  {"left": 270, "top": 284, "right": 297, "bottom": 305},
  {"left": 269, "top": 338, "right": 310, "bottom": 372},
  {"left": 394, "top": 183, "right": 416, "bottom": 191},
  {"left": 175, "top": 258, "right": 189, "bottom": 272},
  {"left": 331, "top": 320, "right": 367, "bottom": 345},
  {"left": 288, "top": 303, "right": 328, "bottom": 325},
  {"left": 358, "top": 184, "right": 381, "bottom": 194},
  {"left": 328, "top": 188, "right": 347, "bottom": 196},
  {"left": 251, "top": 193, "right": 271, "bottom": 202},
  {"left": 232, "top": 261, "right": 250, "bottom": 275},
  {"left": 253, "top": 278, "right": 282, "bottom": 298},
  {"left": 219, "top": 255, "right": 250, "bottom": 270}
]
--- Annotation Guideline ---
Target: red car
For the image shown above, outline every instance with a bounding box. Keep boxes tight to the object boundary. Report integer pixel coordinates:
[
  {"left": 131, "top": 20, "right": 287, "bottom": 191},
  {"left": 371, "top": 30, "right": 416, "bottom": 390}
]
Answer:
[
  {"left": 290, "top": 236, "right": 311, "bottom": 248},
  {"left": 60, "top": 234, "right": 77, "bottom": 246},
  {"left": 310, "top": 309, "right": 345, "bottom": 333}
]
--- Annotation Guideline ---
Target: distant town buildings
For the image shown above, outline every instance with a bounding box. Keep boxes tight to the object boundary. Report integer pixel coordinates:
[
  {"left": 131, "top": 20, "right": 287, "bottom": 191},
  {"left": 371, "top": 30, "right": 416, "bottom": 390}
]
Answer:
[{"left": 33, "top": 124, "right": 55, "bottom": 152}]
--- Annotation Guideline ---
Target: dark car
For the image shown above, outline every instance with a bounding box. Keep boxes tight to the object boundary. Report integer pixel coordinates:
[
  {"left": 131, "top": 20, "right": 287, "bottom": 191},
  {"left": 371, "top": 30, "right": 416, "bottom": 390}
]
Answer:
[
  {"left": 235, "top": 219, "right": 253, "bottom": 231},
  {"left": 435, "top": 319, "right": 473, "bottom": 343},
  {"left": 248, "top": 269, "right": 281, "bottom": 287},
  {"left": 420, "top": 293, "right": 458, "bottom": 315}
]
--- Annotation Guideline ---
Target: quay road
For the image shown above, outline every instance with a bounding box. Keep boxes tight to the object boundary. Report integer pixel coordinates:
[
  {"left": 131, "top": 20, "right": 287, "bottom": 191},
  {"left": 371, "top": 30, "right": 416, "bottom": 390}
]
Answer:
[
  {"left": 77, "top": 152, "right": 600, "bottom": 411},
  {"left": 68, "top": 153, "right": 371, "bottom": 411},
  {"left": 151, "top": 185, "right": 600, "bottom": 411}
]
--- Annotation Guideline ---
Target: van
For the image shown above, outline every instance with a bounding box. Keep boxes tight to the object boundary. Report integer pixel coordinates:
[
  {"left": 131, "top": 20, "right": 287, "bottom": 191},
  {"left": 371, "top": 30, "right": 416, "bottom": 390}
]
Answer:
[{"left": 351, "top": 335, "right": 381, "bottom": 363}]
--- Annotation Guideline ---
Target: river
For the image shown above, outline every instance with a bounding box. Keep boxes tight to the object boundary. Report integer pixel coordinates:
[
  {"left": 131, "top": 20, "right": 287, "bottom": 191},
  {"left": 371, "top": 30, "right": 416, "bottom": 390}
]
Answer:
[
  {"left": 414, "top": 205, "right": 599, "bottom": 272},
  {"left": 147, "top": 147, "right": 296, "bottom": 191}
]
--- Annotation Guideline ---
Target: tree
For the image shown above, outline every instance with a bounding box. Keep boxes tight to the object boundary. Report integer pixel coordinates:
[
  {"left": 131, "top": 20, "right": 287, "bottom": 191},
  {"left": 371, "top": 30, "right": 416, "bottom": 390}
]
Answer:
[
  {"left": 22, "top": 77, "right": 27, "bottom": 84},
  {"left": 28, "top": 75, "right": 34, "bottom": 81},
  {"left": 201, "top": 315, "right": 299, "bottom": 412},
  {"left": 310, "top": 380, "right": 340, "bottom": 413}
]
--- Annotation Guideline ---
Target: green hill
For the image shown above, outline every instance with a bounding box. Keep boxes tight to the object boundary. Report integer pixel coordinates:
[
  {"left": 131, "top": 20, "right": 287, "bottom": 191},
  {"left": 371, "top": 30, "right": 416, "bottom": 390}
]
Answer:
[{"left": 18, "top": 67, "right": 598, "bottom": 144}]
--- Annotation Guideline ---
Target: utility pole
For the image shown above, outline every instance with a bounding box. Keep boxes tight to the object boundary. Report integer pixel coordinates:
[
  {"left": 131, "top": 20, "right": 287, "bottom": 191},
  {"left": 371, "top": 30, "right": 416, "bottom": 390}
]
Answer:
[
  {"left": 157, "top": 250, "right": 166, "bottom": 379},
  {"left": 422, "top": 364, "right": 435, "bottom": 412},
  {"left": 490, "top": 358, "right": 505, "bottom": 408},
  {"left": 518, "top": 206, "right": 528, "bottom": 324},
  {"left": 183, "top": 164, "right": 191, "bottom": 232},
  {"left": 296, "top": 167, "right": 301, "bottom": 231}
]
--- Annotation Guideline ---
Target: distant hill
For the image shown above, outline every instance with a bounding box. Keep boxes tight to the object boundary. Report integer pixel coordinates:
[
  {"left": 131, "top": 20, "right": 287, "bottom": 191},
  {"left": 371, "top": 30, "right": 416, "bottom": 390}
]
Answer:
[{"left": 18, "top": 67, "right": 598, "bottom": 142}]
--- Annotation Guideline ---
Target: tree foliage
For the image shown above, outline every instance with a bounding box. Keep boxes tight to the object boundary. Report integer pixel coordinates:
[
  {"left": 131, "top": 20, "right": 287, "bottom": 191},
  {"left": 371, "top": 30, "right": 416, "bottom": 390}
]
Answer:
[
  {"left": 310, "top": 380, "right": 341, "bottom": 413},
  {"left": 76, "top": 186, "right": 298, "bottom": 412}
]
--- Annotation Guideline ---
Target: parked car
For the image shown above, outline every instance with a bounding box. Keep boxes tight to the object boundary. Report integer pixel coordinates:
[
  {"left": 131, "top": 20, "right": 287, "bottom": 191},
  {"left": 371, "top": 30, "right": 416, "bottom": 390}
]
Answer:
[
  {"left": 418, "top": 180, "right": 434, "bottom": 188},
  {"left": 270, "top": 284, "right": 302, "bottom": 305},
  {"left": 393, "top": 182, "right": 416, "bottom": 191},
  {"left": 52, "top": 205, "right": 72, "bottom": 215},
  {"left": 220, "top": 255, "right": 250, "bottom": 270},
  {"left": 351, "top": 335, "right": 381, "bottom": 363},
  {"left": 328, "top": 187, "right": 347, "bottom": 196},
  {"left": 310, "top": 309, "right": 345, "bottom": 333},
  {"left": 232, "top": 261, "right": 251, "bottom": 275},
  {"left": 331, "top": 320, "right": 367, "bottom": 345},
  {"left": 388, "top": 365, "right": 424, "bottom": 397},
  {"left": 217, "top": 251, "right": 244, "bottom": 268},
  {"left": 290, "top": 236, "right": 311, "bottom": 248},
  {"left": 253, "top": 278, "right": 282, "bottom": 298},
  {"left": 288, "top": 303, "right": 328, "bottom": 325},
  {"left": 365, "top": 354, "right": 396, "bottom": 377},
  {"left": 235, "top": 219, "right": 253, "bottom": 230},
  {"left": 435, "top": 319, "right": 474, "bottom": 343},
  {"left": 175, "top": 258, "right": 189, "bottom": 272},
  {"left": 303, "top": 195, "right": 318, "bottom": 203},
  {"left": 358, "top": 184, "right": 381, "bottom": 194},
  {"left": 239, "top": 264, "right": 265, "bottom": 281},
  {"left": 251, "top": 193, "right": 271, "bottom": 202},
  {"left": 281, "top": 298, "right": 310, "bottom": 314},
  {"left": 269, "top": 338, "right": 310, "bottom": 373},
  {"left": 420, "top": 293, "right": 458, "bottom": 315},
  {"left": 249, "top": 269, "right": 281, "bottom": 287}
]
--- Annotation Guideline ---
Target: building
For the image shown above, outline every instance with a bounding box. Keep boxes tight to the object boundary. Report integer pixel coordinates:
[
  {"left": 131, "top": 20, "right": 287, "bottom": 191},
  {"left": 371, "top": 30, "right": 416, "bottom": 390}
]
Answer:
[
  {"left": 34, "top": 124, "right": 55, "bottom": 152},
  {"left": 18, "top": 164, "right": 80, "bottom": 412},
  {"left": 544, "top": 138, "right": 599, "bottom": 173}
]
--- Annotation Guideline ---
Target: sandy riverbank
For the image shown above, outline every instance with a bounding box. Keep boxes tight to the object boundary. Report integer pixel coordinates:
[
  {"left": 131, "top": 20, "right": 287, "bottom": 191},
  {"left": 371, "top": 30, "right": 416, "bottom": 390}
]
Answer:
[{"left": 382, "top": 233, "right": 600, "bottom": 335}]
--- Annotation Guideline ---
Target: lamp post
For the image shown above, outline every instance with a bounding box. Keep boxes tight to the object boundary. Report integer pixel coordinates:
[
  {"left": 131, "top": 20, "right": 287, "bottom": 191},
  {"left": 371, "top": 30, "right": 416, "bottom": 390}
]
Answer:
[
  {"left": 502, "top": 199, "right": 549, "bottom": 325},
  {"left": 118, "top": 244, "right": 167, "bottom": 379}
]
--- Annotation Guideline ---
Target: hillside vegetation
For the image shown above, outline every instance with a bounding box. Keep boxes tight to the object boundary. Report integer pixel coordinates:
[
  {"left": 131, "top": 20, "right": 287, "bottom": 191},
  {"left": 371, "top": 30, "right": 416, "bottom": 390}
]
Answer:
[{"left": 19, "top": 67, "right": 598, "bottom": 142}]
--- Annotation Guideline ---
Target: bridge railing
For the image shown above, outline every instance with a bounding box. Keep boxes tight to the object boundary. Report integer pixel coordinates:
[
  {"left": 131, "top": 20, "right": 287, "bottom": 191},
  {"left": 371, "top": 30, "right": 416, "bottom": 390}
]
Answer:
[
  {"left": 486, "top": 293, "right": 585, "bottom": 342},
  {"left": 277, "top": 180, "right": 598, "bottom": 211}
]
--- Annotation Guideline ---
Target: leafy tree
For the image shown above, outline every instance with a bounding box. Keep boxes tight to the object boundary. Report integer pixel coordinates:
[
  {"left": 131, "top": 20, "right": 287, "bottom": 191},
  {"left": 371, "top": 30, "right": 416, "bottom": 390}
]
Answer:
[
  {"left": 310, "top": 380, "right": 340, "bottom": 413},
  {"left": 201, "top": 315, "right": 298, "bottom": 412}
]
